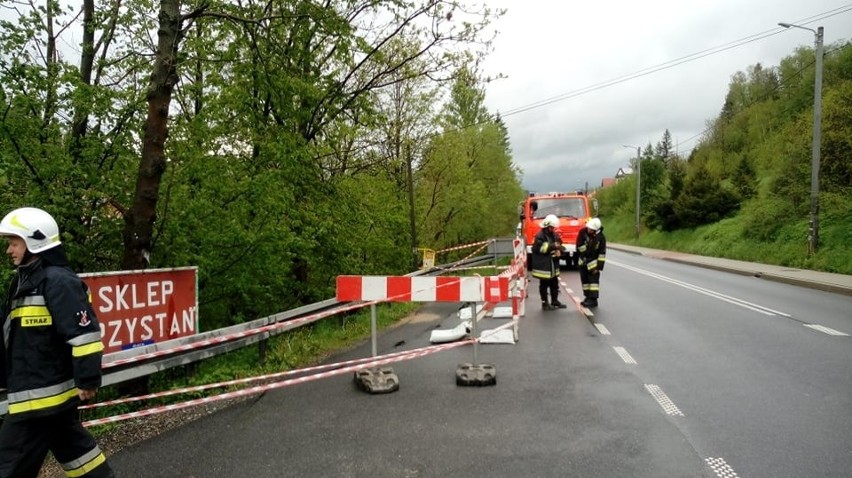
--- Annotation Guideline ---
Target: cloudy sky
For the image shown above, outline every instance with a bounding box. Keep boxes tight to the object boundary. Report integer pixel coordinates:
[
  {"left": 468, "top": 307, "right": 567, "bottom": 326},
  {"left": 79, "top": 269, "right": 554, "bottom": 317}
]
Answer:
[{"left": 479, "top": 0, "right": 852, "bottom": 193}]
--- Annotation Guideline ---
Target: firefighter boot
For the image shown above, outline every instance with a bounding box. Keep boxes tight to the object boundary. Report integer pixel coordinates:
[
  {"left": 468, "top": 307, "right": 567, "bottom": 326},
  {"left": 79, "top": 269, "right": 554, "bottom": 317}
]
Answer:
[
  {"left": 541, "top": 301, "right": 554, "bottom": 311},
  {"left": 551, "top": 299, "right": 568, "bottom": 309},
  {"left": 581, "top": 298, "right": 598, "bottom": 308}
]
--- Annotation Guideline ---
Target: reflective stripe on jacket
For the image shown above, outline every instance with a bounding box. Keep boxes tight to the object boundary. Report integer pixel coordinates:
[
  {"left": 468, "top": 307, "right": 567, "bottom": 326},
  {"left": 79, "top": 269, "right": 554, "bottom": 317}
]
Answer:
[
  {"left": 2, "top": 258, "right": 104, "bottom": 420},
  {"left": 530, "top": 228, "right": 561, "bottom": 279},
  {"left": 575, "top": 227, "right": 607, "bottom": 271}
]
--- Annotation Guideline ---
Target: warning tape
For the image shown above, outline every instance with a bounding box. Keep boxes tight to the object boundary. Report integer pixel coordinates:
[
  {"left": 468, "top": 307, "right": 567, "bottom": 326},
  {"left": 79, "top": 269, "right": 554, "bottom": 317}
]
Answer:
[
  {"left": 85, "top": 341, "right": 469, "bottom": 410},
  {"left": 501, "top": 255, "right": 525, "bottom": 278},
  {"left": 102, "top": 302, "right": 363, "bottom": 369},
  {"left": 83, "top": 339, "right": 474, "bottom": 428},
  {"left": 446, "top": 265, "right": 510, "bottom": 272},
  {"left": 434, "top": 239, "right": 492, "bottom": 255},
  {"left": 86, "top": 284, "right": 524, "bottom": 425},
  {"left": 478, "top": 318, "right": 515, "bottom": 337},
  {"left": 85, "top": 320, "right": 518, "bottom": 423},
  {"left": 433, "top": 241, "right": 492, "bottom": 273}
]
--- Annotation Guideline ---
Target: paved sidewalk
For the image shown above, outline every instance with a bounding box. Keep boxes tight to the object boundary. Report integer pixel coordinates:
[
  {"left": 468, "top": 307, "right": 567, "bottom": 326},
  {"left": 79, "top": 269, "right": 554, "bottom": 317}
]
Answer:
[{"left": 609, "top": 243, "right": 852, "bottom": 296}]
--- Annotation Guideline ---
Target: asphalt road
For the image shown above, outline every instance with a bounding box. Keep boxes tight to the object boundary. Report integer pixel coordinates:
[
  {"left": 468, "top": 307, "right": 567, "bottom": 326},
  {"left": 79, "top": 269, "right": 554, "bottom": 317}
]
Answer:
[{"left": 108, "top": 249, "right": 852, "bottom": 477}]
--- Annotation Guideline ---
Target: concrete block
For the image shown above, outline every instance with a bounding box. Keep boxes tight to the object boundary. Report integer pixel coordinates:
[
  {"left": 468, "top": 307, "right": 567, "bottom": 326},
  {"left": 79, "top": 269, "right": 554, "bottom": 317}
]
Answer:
[
  {"left": 354, "top": 367, "right": 399, "bottom": 394},
  {"left": 455, "top": 363, "right": 496, "bottom": 387}
]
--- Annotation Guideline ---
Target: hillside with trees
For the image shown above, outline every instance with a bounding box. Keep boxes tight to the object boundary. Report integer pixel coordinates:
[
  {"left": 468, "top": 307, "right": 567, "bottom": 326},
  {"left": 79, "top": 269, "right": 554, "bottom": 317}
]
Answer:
[
  {"left": 0, "top": 1, "right": 523, "bottom": 330},
  {"left": 596, "top": 40, "right": 852, "bottom": 275}
]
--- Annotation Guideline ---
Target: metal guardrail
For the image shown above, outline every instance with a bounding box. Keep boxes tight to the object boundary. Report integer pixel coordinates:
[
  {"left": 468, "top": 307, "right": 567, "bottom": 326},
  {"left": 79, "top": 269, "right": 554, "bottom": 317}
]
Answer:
[
  {"left": 100, "top": 249, "right": 511, "bottom": 384},
  {"left": 0, "top": 237, "right": 517, "bottom": 413}
]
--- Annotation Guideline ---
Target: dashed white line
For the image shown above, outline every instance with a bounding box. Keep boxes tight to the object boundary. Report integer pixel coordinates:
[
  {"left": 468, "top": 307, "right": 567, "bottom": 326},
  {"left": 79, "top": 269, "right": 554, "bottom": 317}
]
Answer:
[
  {"left": 594, "top": 323, "right": 611, "bottom": 335},
  {"left": 803, "top": 324, "right": 849, "bottom": 336},
  {"left": 644, "top": 384, "right": 684, "bottom": 416},
  {"left": 705, "top": 457, "right": 740, "bottom": 478},
  {"left": 613, "top": 346, "right": 637, "bottom": 364}
]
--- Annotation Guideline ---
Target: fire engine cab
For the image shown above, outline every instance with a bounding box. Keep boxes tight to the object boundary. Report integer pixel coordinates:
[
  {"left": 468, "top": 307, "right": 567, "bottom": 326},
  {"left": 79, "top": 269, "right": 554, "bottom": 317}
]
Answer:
[{"left": 517, "top": 191, "right": 597, "bottom": 269}]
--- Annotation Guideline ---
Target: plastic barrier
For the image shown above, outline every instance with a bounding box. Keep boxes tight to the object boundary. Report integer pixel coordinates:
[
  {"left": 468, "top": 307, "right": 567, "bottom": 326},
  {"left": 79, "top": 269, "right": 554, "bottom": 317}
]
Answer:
[
  {"left": 336, "top": 275, "right": 510, "bottom": 303},
  {"left": 83, "top": 238, "right": 527, "bottom": 423}
]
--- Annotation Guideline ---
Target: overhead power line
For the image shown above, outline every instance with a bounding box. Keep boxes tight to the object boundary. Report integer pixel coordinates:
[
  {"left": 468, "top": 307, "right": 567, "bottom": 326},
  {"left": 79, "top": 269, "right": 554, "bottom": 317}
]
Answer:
[{"left": 496, "top": 4, "right": 852, "bottom": 119}]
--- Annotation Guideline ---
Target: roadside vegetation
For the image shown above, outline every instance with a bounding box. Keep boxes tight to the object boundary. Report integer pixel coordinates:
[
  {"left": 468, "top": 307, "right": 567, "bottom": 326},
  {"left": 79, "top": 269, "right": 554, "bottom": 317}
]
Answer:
[{"left": 596, "top": 41, "right": 852, "bottom": 275}]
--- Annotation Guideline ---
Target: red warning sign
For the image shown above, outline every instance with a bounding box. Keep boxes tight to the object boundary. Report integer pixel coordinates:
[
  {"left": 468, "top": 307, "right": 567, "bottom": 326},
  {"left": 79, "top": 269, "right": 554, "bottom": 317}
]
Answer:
[{"left": 80, "top": 267, "right": 198, "bottom": 354}]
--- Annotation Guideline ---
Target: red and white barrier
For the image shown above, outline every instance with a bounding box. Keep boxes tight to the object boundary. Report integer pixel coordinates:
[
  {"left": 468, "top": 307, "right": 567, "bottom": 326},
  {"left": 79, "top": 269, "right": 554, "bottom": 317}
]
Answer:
[
  {"left": 336, "top": 275, "right": 509, "bottom": 303},
  {"left": 87, "top": 238, "right": 528, "bottom": 425}
]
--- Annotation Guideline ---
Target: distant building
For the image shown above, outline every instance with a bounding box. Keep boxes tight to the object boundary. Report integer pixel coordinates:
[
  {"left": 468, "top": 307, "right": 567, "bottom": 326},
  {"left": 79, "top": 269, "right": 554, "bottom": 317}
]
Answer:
[
  {"left": 600, "top": 177, "right": 617, "bottom": 188},
  {"left": 600, "top": 166, "right": 635, "bottom": 189}
]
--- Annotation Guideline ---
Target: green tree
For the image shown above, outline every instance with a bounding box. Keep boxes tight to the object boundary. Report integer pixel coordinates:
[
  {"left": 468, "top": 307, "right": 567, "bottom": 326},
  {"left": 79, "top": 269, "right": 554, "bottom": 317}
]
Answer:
[
  {"left": 416, "top": 64, "right": 522, "bottom": 250},
  {"left": 732, "top": 156, "right": 757, "bottom": 200},
  {"left": 673, "top": 165, "right": 741, "bottom": 228}
]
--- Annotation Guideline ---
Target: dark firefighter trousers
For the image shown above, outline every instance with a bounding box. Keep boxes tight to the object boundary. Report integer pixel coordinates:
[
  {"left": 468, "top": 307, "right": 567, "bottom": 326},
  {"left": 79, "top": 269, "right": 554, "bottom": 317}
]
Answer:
[
  {"left": 539, "top": 276, "right": 560, "bottom": 304},
  {"left": 579, "top": 267, "right": 601, "bottom": 300},
  {"left": 0, "top": 408, "right": 115, "bottom": 478}
]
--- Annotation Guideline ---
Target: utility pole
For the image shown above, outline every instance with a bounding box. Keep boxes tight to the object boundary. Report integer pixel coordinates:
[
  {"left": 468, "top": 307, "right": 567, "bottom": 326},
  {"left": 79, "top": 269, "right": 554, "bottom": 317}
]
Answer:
[
  {"left": 623, "top": 145, "right": 641, "bottom": 237},
  {"left": 779, "top": 22, "right": 823, "bottom": 255}
]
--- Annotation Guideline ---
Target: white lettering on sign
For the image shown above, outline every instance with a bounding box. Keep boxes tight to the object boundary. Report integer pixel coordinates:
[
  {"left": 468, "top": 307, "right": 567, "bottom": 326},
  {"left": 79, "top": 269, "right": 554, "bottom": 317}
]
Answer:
[
  {"left": 96, "top": 281, "right": 175, "bottom": 313},
  {"left": 99, "top": 306, "right": 197, "bottom": 348}
]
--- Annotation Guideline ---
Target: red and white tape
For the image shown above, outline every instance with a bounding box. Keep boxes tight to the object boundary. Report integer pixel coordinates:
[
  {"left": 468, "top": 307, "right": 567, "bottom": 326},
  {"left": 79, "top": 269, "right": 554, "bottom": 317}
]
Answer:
[
  {"left": 83, "top": 339, "right": 474, "bottom": 428},
  {"left": 103, "top": 302, "right": 363, "bottom": 369},
  {"left": 435, "top": 240, "right": 492, "bottom": 255},
  {"left": 86, "top": 342, "right": 467, "bottom": 410}
]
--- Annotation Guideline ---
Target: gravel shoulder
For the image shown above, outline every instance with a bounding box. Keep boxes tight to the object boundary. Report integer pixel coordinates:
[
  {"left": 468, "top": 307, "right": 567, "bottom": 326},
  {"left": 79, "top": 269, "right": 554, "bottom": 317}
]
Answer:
[{"left": 39, "top": 398, "right": 249, "bottom": 478}]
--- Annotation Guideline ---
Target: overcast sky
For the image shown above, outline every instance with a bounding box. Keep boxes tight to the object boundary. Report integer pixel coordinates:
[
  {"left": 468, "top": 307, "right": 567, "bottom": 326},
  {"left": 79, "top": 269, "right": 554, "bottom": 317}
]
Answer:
[{"left": 479, "top": 0, "right": 852, "bottom": 193}]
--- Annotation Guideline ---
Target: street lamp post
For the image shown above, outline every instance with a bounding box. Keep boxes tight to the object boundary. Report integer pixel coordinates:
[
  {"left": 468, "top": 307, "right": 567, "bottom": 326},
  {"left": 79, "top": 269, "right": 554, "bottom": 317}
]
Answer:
[
  {"left": 623, "top": 145, "right": 641, "bottom": 237},
  {"left": 779, "top": 22, "right": 824, "bottom": 255}
]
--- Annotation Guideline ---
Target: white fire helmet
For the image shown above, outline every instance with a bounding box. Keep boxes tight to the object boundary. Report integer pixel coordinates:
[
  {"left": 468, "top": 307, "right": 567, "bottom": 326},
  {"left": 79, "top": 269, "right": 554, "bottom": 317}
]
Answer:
[
  {"left": 586, "top": 217, "right": 602, "bottom": 232},
  {"left": 541, "top": 215, "right": 559, "bottom": 228},
  {"left": 0, "top": 207, "right": 62, "bottom": 254}
]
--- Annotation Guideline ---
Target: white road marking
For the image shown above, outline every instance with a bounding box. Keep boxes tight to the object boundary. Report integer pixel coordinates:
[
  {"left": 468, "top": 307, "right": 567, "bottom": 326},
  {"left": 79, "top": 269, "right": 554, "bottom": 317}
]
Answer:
[
  {"left": 705, "top": 457, "right": 740, "bottom": 478},
  {"left": 803, "top": 324, "right": 849, "bottom": 336},
  {"left": 610, "top": 260, "right": 790, "bottom": 317},
  {"left": 644, "top": 384, "right": 684, "bottom": 416},
  {"left": 613, "top": 346, "right": 637, "bottom": 364},
  {"left": 594, "top": 323, "right": 610, "bottom": 335}
]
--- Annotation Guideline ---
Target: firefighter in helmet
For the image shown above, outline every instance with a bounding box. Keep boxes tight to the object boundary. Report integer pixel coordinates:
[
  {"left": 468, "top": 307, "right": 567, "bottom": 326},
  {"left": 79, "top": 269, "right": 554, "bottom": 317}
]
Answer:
[
  {"left": 576, "top": 217, "right": 607, "bottom": 307},
  {"left": 0, "top": 207, "right": 115, "bottom": 477},
  {"left": 530, "top": 214, "right": 567, "bottom": 310}
]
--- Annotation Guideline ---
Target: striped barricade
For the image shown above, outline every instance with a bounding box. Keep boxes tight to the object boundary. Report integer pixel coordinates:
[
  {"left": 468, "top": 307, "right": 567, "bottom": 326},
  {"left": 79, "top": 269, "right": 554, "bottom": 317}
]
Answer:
[{"left": 336, "top": 275, "right": 509, "bottom": 303}]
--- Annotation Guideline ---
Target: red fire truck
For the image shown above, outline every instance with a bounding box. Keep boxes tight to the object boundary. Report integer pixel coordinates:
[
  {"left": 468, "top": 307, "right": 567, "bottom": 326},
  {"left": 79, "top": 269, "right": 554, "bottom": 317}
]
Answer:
[{"left": 517, "top": 191, "right": 597, "bottom": 269}]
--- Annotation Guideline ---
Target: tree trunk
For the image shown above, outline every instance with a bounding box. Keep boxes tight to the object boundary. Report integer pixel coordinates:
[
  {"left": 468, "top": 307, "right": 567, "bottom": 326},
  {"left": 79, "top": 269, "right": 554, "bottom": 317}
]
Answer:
[
  {"left": 41, "top": 0, "right": 58, "bottom": 139},
  {"left": 121, "top": 0, "right": 183, "bottom": 270},
  {"left": 69, "top": 0, "right": 95, "bottom": 161}
]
